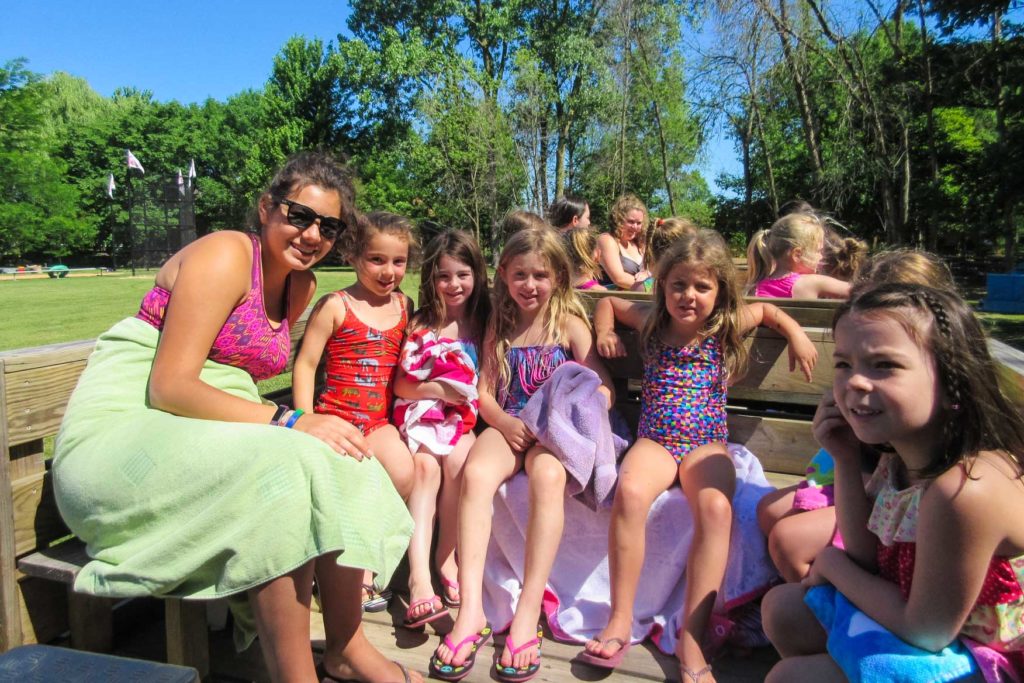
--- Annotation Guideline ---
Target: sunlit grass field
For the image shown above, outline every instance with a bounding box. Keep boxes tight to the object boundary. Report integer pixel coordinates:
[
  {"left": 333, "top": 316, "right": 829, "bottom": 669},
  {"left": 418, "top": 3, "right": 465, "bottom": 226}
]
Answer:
[
  {"left": 0, "top": 267, "right": 421, "bottom": 351},
  {"left": 3, "top": 267, "right": 1024, "bottom": 355}
]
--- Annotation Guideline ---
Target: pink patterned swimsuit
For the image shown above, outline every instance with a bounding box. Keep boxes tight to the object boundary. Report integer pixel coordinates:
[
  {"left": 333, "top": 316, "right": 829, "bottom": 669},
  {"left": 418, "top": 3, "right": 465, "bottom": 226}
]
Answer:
[
  {"left": 135, "top": 234, "right": 291, "bottom": 381},
  {"left": 868, "top": 454, "right": 1024, "bottom": 678}
]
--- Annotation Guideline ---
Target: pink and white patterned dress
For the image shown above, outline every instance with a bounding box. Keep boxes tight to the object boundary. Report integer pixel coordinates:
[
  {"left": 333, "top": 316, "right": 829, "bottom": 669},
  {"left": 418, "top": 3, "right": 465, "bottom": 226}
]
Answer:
[{"left": 867, "top": 454, "right": 1024, "bottom": 680}]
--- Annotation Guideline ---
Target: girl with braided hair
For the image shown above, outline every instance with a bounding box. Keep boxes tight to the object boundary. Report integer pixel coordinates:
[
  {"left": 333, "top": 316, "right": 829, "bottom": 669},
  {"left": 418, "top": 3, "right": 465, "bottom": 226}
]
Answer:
[{"left": 762, "top": 283, "right": 1024, "bottom": 683}]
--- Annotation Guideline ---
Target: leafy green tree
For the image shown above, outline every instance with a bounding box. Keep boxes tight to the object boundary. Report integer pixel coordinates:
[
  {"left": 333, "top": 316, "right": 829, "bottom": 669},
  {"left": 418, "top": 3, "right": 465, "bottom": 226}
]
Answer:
[{"left": 0, "top": 60, "right": 94, "bottom": 263}]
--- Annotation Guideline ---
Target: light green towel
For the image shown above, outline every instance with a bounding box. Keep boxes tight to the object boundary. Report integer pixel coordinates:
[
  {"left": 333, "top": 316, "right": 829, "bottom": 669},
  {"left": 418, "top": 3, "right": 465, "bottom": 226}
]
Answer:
[{"left": 54, "top": 317, "right": 413, "bottom": 649}]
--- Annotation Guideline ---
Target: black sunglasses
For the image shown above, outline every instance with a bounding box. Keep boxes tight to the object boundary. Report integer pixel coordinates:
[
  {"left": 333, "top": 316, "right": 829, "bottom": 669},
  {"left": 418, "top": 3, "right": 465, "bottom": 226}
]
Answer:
[{"left": 275, "top": 198, "right": 345, "bottom": 240}]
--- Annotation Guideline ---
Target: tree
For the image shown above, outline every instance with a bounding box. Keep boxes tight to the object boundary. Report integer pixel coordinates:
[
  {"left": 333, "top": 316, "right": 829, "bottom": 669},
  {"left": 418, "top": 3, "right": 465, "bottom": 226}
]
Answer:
[{"left": 0, "top": 60, "right": 94, "bottom": 262}]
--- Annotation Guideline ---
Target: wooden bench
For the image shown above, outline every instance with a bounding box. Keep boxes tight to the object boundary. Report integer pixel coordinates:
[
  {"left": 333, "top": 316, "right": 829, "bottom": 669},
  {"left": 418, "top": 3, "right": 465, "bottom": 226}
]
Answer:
[
  {"left": 0, "top": 310, "right": 315, "bottom": 679},
  {"left": 3, "top": 291, "right": 1021, "bottom": 678},
  {"left": 581, "top": 292, "right": 1024, "bottom": 483},
  {"left": 580, "top": 292, "right": 841, "bottom": 486}
]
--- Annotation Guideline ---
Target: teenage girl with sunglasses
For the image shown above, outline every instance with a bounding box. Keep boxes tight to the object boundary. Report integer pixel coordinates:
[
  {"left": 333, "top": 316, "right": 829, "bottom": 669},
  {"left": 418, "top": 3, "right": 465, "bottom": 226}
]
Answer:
[{"left": 53, "top": 152, "right": 421, "bottom": 683}]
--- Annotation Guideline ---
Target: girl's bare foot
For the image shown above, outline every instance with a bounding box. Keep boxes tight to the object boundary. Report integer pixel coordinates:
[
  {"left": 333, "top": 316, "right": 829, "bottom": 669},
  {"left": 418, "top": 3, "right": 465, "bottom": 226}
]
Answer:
[
  {"left": 433, "top": 611, "right": 489, "bottom": 666},
  {"left": 583, "top": 615, "right": 632, "bottom": 660},
  {"left": 407, "top": 577, "right": 439, "bottom": 622},
  {"left": 499, "top": 617, "right": 542, "bottom": 670},
  {"left": 676, "top": 637, "right": 716, "bottom": 683},
  {"left": 323, "top": 643, "right": 424, "bottom": 683}
]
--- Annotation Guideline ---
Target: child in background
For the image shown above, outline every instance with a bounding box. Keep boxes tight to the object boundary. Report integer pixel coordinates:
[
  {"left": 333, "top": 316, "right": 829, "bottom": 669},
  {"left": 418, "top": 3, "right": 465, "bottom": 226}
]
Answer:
[
  {"left": 598, "top": 193, "right": 650, "bottom": 290},
  {"left": 429, "top": 228, "right": 614, "bottom": 682},
  {"left": 763, "top": 284, "right": 1024, "bottom": 682},
  {"left": 564, "top": 226, "right": 607, "bottom": 291},
  {"left": 393, "top": 230, "right": 490, "bottom": 628},
  {"left": 819, "top": 228, "right": 868, "bottom": 281},
  {"left": 640, "top": 217, "right": 699, "bottom": 290},
  {"left": 746, "top": 213, "right": 850, "bottom": 299},
  {"left": 583, "top": 230, "right": 818, "bottom": 681},
  {"left": 548, "top": 195, "right": 591, "bottom": 234},
  {"left": 502, "top": 209, "right": 549, "bottom": 235},
  {"left": 757, "top": 249, "right": 957, "bottom": 582},
  {"left": 293, "top": 211, "right": 418, "bottom": 610},
  {"left": 852, "top": 248, "right": 956, "bottom": 291}
]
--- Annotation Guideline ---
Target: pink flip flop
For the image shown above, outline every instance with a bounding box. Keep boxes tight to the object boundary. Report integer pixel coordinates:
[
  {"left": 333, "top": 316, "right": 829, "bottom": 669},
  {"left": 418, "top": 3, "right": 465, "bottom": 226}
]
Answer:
[
  {"left": 575, "top": 637, "right": 630, "bottom": 669},
  {"left": 440, "top": 576, "right": 461, "bottom": 608},
  {"left": 429, "top": 623, "right": 493, "bottom": 682},
  {"left": 494, "top": 626, "right": 544, "bottom": 682},
  {"left": 402, "top": 595, "right": 448, "bottom": 629}
]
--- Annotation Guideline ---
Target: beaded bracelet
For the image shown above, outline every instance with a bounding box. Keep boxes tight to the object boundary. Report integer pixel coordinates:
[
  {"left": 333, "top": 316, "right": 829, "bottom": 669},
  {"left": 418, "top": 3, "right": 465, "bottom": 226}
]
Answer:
[
  {"left": 284, "top": 408, "right": 304, "bottom": 429},
  {"left": 270, "top": 404, "right": 289, "bottom": 426}
]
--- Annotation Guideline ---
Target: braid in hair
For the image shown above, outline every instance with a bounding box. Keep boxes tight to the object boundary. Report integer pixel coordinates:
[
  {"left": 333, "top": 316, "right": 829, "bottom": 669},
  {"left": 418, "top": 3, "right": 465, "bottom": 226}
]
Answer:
[
  {"left": 837, "top": 283, "right": 1024, "bottom": 480},
  {"left": 920, "top": 290, "right": 963, "bottom": 412}
]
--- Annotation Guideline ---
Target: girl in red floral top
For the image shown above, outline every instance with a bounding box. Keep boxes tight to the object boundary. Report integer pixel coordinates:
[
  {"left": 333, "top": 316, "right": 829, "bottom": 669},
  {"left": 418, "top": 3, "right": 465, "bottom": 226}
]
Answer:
[{"left": 763, "top": 284, "right": 1024, "bottom": 683}]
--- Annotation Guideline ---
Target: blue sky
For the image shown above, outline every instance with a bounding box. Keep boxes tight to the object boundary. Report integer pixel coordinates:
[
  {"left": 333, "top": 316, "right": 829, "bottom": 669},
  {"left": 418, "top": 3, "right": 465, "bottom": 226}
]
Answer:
[{"left": 2, "top": 0, "right": 741, "bottom": 192}]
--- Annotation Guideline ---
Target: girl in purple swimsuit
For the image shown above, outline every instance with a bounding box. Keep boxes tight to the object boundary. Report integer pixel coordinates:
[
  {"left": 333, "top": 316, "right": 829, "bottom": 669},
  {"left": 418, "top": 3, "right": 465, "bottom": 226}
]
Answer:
[
  {"left": 585, "top": 230, "right": 818, "bottom": 682},
  {"left": 429, "top": 227, "right": 614, "bottom": 682}
]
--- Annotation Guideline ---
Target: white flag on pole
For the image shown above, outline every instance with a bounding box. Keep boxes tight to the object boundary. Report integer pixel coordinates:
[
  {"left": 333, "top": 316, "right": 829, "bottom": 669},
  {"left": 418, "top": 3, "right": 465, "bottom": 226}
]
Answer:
[
  {"left": 188, "top": 158, "right": 197, "bottom": 187},
  {"left": 106, "top": 173, "right": 116, "bottom": 199},
  {"left": 126, "top": 149, "right": 145, "bottom": 174}
]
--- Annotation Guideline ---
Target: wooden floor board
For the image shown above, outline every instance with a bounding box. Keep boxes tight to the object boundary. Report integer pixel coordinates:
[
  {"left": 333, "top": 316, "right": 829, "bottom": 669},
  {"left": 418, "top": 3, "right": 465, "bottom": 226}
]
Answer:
[
  {"left": 103, "top": 593, "right": 776, "bottom": 682},
  {"left": 200, "top": 602, "right": 775, "bottom": 682}
]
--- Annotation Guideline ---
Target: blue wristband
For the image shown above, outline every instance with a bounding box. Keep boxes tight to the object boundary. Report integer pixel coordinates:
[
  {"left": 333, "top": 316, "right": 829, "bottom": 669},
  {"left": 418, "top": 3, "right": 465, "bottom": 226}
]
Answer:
[{"left": 284, "top": 409, "right": 304, "bottom": 429}]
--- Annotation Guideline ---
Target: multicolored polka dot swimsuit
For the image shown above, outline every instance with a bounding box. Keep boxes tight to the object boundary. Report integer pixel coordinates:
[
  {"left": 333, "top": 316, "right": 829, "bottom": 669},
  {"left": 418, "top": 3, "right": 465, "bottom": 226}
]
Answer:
[{"left": 637, "top": 335, "right": 728, "bottom": 463}]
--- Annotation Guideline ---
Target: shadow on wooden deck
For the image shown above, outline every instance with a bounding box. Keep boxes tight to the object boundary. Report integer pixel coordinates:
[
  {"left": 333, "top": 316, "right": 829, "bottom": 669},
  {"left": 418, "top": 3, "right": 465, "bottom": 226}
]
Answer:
[{"left": 107, "top": 595, "right": 777, "bottom": 682}]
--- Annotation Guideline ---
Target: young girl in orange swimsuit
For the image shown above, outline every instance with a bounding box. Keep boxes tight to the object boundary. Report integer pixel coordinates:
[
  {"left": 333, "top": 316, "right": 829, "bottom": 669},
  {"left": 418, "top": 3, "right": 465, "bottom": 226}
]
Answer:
[{"left": 293, "top": 211, "right": 419, "bottom": 610}]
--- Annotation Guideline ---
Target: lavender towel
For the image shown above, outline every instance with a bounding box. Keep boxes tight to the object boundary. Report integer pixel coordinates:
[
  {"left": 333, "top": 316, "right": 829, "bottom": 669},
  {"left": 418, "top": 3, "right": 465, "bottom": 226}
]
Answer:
[
  {"left": 482, "top": 443, "right": 779, "bottom": 656},
  {"left": 518, "top": 362, "right": 626, "bottom": 510}
]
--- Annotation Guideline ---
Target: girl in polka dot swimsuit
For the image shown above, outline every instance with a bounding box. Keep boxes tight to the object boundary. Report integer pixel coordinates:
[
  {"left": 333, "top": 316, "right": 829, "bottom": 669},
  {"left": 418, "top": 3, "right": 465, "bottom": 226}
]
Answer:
[
  {"left": 584, "top": 230, "right": 818, "bottom": 682},
  {"left": 763, "top": 284, "right": 1024, "bottom": 683}
]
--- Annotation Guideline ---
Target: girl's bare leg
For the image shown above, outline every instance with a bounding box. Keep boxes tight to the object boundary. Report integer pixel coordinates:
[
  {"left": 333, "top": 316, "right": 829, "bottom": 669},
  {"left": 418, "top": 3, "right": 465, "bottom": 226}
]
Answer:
[
  {"left": 584, "top": 439, "right": 677, "bottom": 659},
  {"left": 367, "top": 425, "right": 415, "bottom": 499},
  {"left": 762, "top": 582, "right": 842, "bottom": 682},
  {"left": 433, "top": 428, "right": 520, "bottom": 666},
  {"left": 361, "top": 425, "right": 416, "bottom": 602},
  {"left": 500, "top": 447, "right": 567, "bottom": 670},
  {"left": 761, "top": 583, "right": 827, "bottom": 657},
  {"left": 317, "top": 555, "right": 424, "bottom": 683},
  {"left": 756, "top": 485, "right": 798, "bottom": 536},
  {"left": 675, "top": 442, "right": 735, "bottom": 683},
  {"left": 248, "top": 562, "right": 317, "bottom": 682},
  {"left": 407, "top": 449, "right": 442, "bottom": 618},
  {"left": 766, "top": 655, "right": 847, "bottom": 683},
  {"left": 435, "top": 432, "right": 474, "bottom": 604},
  {"left": 768, "top": 507, "right": 837, "bottom": 582}
]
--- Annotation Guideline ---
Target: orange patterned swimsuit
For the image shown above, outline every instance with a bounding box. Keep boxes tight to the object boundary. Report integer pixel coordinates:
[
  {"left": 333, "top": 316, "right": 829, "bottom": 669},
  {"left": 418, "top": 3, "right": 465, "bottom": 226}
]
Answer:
[{"left": 315, "top": 291, "right": 408, "bottom": 435}]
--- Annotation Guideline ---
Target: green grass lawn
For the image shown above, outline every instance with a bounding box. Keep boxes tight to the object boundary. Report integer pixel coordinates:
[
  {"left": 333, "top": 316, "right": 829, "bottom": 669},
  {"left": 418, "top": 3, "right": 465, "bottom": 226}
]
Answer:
[
  {"left": 0, "top": 267, "right": 422, "bottom": 351},
  {"left": 3, "top": 269, "right": 1023, "bottom": 355}
]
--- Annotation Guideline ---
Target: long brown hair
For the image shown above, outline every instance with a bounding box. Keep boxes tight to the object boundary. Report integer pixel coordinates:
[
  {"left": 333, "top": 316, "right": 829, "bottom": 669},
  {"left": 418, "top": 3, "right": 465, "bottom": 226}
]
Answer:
[
  {"left": 254, "top": 151, "right": 359, "bottom": 238},
  {"left": 834, "top": 283, "right": 1024, "bottom": 479},
  {"left": 642, "top": 229, "right": 749, "bottom": 380},
  {"left": 413, "top": 230, "right": 490, "bottom": 341},
  {"left": 563, "top": 227, "right": 601, "bottom": 282}
]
